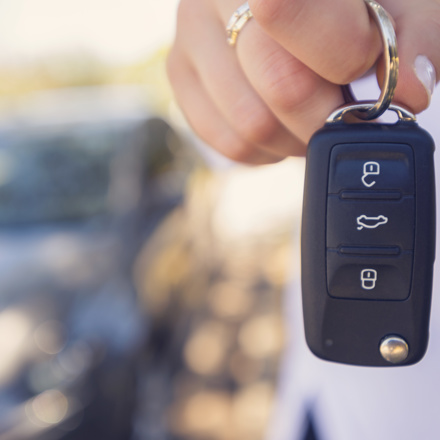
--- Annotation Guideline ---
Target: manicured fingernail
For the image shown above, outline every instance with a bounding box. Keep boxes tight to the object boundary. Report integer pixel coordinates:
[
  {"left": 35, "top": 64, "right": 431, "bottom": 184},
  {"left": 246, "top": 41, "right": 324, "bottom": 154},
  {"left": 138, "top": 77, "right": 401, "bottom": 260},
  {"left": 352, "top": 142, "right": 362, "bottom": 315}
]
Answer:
[{"left": 414, "top": 55, "right": 436, "bottom": 102}]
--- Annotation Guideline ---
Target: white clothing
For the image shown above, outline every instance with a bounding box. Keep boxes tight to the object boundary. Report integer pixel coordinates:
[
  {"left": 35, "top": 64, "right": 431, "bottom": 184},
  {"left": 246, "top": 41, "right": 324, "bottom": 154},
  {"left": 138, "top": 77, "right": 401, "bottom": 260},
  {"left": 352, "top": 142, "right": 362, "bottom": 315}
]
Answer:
[{"left": 268, "top": 82, "right": 440, "bottom": 440}]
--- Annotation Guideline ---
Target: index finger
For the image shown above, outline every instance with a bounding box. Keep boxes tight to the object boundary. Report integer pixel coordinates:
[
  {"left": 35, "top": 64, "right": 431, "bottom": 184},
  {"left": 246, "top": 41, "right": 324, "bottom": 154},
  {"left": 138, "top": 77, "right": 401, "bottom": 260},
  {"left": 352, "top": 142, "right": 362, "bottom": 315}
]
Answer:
[{"left": 248, "top": 0, "right": 382, "bottom": 85}]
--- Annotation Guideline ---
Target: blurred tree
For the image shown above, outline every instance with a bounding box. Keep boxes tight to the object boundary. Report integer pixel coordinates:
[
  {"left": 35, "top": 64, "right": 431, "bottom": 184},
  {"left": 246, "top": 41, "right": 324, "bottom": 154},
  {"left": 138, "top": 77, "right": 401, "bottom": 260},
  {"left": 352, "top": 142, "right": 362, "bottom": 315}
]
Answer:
[{"left": 0, "top": 46, "right": 172, "bottom": 115}]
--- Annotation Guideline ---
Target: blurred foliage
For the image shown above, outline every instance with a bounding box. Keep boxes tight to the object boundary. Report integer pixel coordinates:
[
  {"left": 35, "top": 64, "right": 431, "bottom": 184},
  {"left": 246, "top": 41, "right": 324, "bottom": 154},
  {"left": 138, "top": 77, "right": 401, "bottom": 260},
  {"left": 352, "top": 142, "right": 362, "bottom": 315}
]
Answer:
[
  {"left": 133, "top": 165, "right": 302, "bottom": 440},
  {"left": 0, "top": 46, "right": 172, "bottom": 115},
  {"left": 0, "top": 35, "right": 306, "bottom": 438}
]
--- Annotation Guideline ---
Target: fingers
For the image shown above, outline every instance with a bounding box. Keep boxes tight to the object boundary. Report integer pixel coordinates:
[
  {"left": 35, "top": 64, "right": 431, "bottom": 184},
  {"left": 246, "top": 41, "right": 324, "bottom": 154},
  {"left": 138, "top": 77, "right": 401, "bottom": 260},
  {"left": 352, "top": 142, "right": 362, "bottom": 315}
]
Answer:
[
  {"left": 168, "top": 0, "right": 440, "bottom": 167},
  {"left": 248, "top": 0, "right": 439, "bottom": 115},
  {"left": 167, "top": 0, "right": 305, "bottom": 163},
  {"left": 233, "top": 19, "right": 345, "bottom": 144},
  {"left": 380, "top": 0, "right": 440, "bottom": 113},
  {"left": 248, "top": 0, "right": 383, "bottom": 85},
  {"left": 214, "top": 0, "right": 345, "bottom": 144},
  {"left": 184, "top": 5, "right": 304, "bottom": 157},
  {"left": 167, "top": 49, "right": 282, "bottom": 164}
]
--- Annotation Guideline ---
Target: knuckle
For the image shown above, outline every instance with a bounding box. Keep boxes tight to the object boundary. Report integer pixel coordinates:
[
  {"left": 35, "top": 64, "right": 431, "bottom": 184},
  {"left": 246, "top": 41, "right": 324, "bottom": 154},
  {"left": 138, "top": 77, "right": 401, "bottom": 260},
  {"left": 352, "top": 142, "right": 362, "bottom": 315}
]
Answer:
[
  {"left": 338, "top": 45, "right": 377, "bottom": 85},
  {"left": 249, "top": 0, "right": 282, "bottom": 24},
  {"left": 198, "top": 123, "right": 259, "bottom": 164},
  {"left": 333, "top": 62, "right": 368, "bottom": 86},
  {"left": 260, "top": 54, "right": 316, "bottom": 113},
  {"left": 234, "top": 105, "right": 281, "bottom": 145},
  {"left": 217, "top": 135, "right": 258, "bottom": 163},
  {"left": 250, "top": 0, "right": 305, "bottom": 28},
  {"left": 324, "top": 29, "right": 379, "bottom": 85}
]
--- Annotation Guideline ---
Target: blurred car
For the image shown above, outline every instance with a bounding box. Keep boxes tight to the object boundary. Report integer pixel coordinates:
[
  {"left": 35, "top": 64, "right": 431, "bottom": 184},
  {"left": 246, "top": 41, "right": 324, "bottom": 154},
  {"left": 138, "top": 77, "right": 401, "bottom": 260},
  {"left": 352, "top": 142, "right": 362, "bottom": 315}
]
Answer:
[{"left": 0, "top": 86, "right": 191, "bottom": 440}]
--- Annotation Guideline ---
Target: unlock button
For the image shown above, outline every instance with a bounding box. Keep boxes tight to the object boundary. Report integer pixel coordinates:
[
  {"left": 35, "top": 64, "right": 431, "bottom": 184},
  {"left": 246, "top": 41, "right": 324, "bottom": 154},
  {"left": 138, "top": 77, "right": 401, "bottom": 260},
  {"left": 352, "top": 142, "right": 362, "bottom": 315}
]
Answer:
[
  {"left": 362, "top": 162, "right": 380, "bottom": 188},
  {"left": 328, "top": 143, "right": 415, "bottom": 194}
]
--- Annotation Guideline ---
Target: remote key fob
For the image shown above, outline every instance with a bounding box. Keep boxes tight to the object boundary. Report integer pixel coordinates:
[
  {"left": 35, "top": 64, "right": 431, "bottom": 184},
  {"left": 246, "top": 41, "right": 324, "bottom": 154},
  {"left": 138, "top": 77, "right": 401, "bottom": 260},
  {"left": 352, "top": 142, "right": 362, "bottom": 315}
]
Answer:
[{"left": 301, "top": 107, "right": 436, "bottom": 366}]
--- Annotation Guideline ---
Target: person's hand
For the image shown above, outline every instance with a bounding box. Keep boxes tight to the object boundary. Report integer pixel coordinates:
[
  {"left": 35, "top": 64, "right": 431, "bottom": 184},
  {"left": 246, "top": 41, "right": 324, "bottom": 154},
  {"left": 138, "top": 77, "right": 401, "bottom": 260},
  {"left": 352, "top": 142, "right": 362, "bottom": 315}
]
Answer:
[{"left": 167, "top": 0, "right": 440, "bottom": 164}]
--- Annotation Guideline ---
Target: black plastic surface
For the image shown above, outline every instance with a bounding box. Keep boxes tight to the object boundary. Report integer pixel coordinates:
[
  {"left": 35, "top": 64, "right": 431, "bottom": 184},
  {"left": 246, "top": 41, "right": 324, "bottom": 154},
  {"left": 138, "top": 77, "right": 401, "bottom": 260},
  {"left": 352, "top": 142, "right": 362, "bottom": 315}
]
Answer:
[{"left": 301, "top": 120, "right": 436, "bottom": 366}]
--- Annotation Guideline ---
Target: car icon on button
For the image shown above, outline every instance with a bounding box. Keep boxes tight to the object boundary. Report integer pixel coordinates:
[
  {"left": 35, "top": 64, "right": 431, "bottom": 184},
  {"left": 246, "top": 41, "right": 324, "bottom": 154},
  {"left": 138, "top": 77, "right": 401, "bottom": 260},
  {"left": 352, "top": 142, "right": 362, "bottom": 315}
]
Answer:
[{"left": 356, "top": 214, "right": 389, "bottom": 230}]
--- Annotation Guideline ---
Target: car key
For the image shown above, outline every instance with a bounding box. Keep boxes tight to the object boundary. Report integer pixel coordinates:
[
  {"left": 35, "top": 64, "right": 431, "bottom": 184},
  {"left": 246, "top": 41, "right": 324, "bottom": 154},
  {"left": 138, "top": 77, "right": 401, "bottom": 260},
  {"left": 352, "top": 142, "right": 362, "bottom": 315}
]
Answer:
[
  {"left": 301, "top": 0, "right": 436, "bottom": 367},
  {"left": 301, "top": 104, "right": 436, "bottom": 367}
]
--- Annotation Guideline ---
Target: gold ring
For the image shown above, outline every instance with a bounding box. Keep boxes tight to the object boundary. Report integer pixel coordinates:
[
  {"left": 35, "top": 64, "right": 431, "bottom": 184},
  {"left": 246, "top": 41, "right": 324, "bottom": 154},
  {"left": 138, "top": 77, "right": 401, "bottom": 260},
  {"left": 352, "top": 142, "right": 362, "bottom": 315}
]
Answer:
[{"left": 226, "top": 2, "right": 253, "bottom": 46}]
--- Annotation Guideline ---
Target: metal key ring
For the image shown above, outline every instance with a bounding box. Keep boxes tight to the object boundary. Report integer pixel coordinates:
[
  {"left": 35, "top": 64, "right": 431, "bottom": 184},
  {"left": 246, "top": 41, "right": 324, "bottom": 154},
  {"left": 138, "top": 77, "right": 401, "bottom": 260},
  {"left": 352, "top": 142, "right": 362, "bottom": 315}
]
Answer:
[
  {"left": 344, "top": 0, "right": 399, "bottom": 120},
  {"left": 327, "top": 101, "right": 416, "bottom": 123}
]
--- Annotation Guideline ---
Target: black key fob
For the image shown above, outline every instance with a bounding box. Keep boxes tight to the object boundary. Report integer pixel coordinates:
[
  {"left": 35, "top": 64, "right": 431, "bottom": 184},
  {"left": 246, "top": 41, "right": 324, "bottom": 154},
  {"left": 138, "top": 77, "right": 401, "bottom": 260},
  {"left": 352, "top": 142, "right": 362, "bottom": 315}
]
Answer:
[{"left": 301, "top": 105, "right": 436, "bottom": 366}]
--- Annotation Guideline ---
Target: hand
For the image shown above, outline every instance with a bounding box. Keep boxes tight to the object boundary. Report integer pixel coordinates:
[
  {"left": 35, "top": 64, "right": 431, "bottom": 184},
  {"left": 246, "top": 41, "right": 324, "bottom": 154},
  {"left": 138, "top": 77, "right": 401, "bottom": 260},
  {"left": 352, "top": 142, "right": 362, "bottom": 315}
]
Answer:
[{"left": 167, "top": 0, "right": 440, "bottom": 164}]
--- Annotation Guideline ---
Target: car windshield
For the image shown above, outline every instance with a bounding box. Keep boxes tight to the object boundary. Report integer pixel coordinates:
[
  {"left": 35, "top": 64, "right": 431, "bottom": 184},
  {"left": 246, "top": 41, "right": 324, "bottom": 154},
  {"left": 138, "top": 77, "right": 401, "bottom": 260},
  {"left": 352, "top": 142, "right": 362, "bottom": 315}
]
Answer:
[{"left": 0, "top": 124, "right": 123, "bottom": 224}]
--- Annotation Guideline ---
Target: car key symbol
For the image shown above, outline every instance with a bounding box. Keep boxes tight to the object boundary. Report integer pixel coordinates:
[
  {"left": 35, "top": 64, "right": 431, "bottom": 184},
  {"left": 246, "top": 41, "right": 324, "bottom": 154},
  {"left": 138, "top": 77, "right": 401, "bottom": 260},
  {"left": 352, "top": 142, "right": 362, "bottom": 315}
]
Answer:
[
  {"left": 361, "top": 269, "right": 377, "bottom": 290},
  {"left": 362, "top": 161, "right": 380, "bottom": 187}
]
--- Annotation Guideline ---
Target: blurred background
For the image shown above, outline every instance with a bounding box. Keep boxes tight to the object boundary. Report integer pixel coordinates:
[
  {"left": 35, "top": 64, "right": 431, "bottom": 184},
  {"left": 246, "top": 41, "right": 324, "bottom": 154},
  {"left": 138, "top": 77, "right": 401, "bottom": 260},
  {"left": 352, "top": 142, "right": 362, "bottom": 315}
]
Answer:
[{"left": 0, "top": 1, "right": 305, "bottom": 439}]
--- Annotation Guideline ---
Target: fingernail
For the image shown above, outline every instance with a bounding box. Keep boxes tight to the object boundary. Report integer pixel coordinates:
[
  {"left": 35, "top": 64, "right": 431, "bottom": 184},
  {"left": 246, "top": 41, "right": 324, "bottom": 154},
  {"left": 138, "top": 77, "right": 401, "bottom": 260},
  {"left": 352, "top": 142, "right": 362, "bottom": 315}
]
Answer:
[{"left": 414, "top": 55, "right": 436, "bottom": 102}]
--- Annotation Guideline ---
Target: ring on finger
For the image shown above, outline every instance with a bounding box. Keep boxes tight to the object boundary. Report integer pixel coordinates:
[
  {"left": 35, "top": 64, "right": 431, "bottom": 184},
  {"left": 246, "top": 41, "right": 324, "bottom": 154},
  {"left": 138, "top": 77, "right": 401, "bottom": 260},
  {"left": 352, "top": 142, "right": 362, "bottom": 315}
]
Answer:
[{"left": 226, "top": 2, "right": 253, "bottom": 46}]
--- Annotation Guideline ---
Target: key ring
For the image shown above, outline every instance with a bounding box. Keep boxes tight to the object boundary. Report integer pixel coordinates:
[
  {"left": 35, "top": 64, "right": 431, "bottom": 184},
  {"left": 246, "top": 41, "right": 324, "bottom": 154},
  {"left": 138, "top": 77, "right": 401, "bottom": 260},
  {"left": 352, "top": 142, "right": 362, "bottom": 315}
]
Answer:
[
  {"left": 327, "top": 101, "right": 416, "bottom": 123},
  {"left": 342, "top": 0, "right": 399, "bottom": 120}
]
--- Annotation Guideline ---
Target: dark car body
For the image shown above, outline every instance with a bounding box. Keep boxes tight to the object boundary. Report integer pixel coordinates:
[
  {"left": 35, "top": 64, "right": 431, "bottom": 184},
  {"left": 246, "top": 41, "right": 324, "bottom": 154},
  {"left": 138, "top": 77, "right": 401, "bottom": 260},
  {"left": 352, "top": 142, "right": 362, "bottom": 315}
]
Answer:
[{"left": 0, "top": 86, "right": 188, "bottom": 440}]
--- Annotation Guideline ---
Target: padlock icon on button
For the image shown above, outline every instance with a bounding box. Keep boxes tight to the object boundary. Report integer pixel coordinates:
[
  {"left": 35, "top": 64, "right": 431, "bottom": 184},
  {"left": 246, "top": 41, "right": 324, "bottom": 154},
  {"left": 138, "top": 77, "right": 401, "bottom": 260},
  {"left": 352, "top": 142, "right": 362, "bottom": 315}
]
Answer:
[
  {"left": 361, "top": 269, "right": 377, "bottom": 290},
  {"left": 362, "top": 161, "right": 380, "bottom": 187}
]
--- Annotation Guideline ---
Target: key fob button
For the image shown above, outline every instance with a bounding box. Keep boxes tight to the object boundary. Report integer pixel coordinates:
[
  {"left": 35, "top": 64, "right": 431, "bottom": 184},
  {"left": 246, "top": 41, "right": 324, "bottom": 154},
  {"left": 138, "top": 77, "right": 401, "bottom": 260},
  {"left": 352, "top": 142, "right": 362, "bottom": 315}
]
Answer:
[
  {"left": 327, "top": 249, "right": 413, "bottom": 300},
  {"left": 328, "top": 143, "right": 415, "bottom": 194},
  {"left": 327, "top": 196, "right": 415, "bottom": 249}
]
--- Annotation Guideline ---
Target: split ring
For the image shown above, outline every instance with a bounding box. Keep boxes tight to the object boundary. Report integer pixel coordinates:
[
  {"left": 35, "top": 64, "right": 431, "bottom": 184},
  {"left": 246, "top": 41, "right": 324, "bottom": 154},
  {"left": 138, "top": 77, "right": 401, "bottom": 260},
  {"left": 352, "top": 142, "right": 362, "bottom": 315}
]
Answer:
[{"left": 345, "top": 0, "right": 399, "bottom": 120}]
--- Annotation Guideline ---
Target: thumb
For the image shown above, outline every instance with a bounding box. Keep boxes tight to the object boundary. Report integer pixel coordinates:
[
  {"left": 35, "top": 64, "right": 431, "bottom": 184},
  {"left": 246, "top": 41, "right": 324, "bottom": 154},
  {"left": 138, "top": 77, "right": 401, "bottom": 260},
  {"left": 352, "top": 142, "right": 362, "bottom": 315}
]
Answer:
[{"left": 386, "top": 0, "right": 440, "bottom": 113}]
